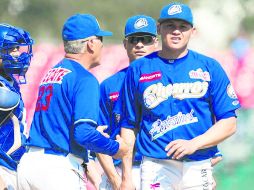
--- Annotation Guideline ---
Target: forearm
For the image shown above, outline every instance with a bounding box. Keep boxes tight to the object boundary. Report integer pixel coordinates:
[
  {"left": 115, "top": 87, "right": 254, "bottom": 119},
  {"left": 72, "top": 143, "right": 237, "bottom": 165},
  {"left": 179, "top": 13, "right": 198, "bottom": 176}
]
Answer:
[
  {"left": 120, "top": 127, "right": 135, "bottom": 181},
  {"left": 74, "top": 123, "right": 119, "bottom": 156},
  {"left": 96, "top": 153, "right": 120, "bottom": 183},
  {"left": 86, "top": 160, "right": 102, "bottom": 189},
  {"left": 192, "top": 117, "right": 237, "bottom": 150}
]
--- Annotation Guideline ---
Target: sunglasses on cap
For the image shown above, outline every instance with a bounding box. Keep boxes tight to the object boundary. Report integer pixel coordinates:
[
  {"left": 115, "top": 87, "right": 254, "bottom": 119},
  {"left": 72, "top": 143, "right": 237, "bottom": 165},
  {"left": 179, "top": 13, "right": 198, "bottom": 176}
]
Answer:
[{"left": 126, "top": 35, "right": 155, "bottom": 45}]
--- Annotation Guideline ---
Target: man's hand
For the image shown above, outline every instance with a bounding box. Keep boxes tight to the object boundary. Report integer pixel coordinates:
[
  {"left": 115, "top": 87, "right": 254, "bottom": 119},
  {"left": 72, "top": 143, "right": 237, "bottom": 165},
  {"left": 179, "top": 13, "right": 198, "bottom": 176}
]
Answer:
[
  {"left": 113, "top": 135, "right": 129, "bottom": 159},
  {"left": 120, "top": 179, "right": 135, "bottom": 190},
  {"left": 96, "top": 153, "right": 121, "bottom": 190},
  {"left": 119, "top": 127, "right": 135, "bottom": 190},
  {"left": 165, "top": 139, "right": 198, "bottom": 160},
  {"left": 86, "top": 160, "right": 102, "bottom": 190},
  {"left": 212, "top": 176, "right": 217, "bottom": 190},
  {"left": 109, "top": 173, "right": 121, "bottom": 190},
  {"left": 211, "top": 156, "right": 223, "bottom": 167},
  {"left": 96, "top": 125, "right": 110, "bottom": 138},
  {"left": 210, "top": 156, "right": 222, "bottom": 190}
]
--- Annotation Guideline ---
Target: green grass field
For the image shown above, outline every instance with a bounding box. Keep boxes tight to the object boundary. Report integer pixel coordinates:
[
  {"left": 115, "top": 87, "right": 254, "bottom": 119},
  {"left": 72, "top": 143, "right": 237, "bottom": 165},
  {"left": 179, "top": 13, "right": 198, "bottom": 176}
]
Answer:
[{"left": 215, "top": 155, "right": 254, "bottom": 190}]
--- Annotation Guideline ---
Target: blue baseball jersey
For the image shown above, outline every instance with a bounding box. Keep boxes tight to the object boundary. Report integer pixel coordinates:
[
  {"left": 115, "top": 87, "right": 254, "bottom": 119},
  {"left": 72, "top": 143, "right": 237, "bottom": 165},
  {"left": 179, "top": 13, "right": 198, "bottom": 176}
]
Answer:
[
  {"left": 98, "top": 68, "right": 127, "bottom": 137},
  {"left": 0, "top": 76, "right": 27, "bottom": 171},
  {"left": 28, "top": 58, "right": 119, "bottom": 161},
  {"left": 98, "top": 68, "right": 143, "bottom": 164},
  {"left": 120, "top": 50, "right": 240, "bottom": 161}
]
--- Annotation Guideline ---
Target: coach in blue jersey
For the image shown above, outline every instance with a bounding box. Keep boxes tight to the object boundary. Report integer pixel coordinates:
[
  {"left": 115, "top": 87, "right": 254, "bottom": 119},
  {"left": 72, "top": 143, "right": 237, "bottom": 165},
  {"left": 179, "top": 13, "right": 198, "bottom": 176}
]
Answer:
[
  {"left": 95, "top": 15, "right": 159, "bottom": 190},
  {"left": 0, "top": 23, "right": 33, "bottom": 190},
  {"left": 120, "top": 3, "right": 241, "bottom": 190},
  {"left": 17, "top": 14, "right": 128, "bottom": 190}
]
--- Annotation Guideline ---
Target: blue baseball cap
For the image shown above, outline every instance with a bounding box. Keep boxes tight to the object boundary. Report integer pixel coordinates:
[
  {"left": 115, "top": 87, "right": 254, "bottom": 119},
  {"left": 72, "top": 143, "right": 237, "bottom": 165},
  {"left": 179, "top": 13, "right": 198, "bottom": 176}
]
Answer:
[
  {"left": 62, "top": 14, "right": 112, "bottom": 41},
  {"left": 124, "top": 15, "right": 157, "bottom": 37},
  {"left": 158, "top": 3, "right": 193, "bottom": 26}
]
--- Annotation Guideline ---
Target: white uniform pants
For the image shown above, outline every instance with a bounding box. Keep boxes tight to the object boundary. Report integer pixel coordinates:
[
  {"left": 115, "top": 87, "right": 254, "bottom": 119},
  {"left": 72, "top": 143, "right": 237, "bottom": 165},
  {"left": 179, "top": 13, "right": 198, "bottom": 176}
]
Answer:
[
  {"left": 99, "top": 164, "right": 141, "bottom": 190},
  {"left": 17, "top": 147, "right": 87, "bottom": 190},
  {"left": 141, "top": 156, "right": 214, "bottom": 190},
  {"left": 0, "top": 166, "right": 17, "bottom": 190}
]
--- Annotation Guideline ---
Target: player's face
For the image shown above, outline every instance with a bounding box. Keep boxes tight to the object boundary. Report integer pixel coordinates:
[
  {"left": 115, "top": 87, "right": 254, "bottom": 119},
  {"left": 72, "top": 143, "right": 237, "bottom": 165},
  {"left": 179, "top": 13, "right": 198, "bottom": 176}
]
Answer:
[
  {"left": 124, "top": 35, "right": 158, "bottom": 62},
  {"left": 158, "top": 19, "right": 195, "bottom": 53},
  {"left": 0, "top": 46, "right": 20, "bottom": 67},
  {"left": 91, "top": 36, "right": 103, "bottom": 67}
]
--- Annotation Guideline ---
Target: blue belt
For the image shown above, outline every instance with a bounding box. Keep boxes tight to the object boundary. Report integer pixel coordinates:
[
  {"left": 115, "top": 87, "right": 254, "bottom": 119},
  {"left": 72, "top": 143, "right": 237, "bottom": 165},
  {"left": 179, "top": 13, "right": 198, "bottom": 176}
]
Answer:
[
  {"left": 27, "top": 146, "right": 68, "bottom": 157},
  {"left": 44, "top": 148, "right": 69, "bottom": 156},
  {"left": 133, "top": 160, "right": 142, "bottom": 166}
]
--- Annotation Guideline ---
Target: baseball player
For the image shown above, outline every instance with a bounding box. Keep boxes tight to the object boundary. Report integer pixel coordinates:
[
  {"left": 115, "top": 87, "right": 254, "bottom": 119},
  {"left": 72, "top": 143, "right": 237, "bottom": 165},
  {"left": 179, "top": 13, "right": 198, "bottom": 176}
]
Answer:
[
  {"left": 0, "top": 23, "right": 33, "bottom": 189},
  {"left": 17, "top": 14, "right": 128, "bottom": 190},
  {"left": 120, "top": 2, "right": 240, "bottom": 190},
  {"left": 95, "top": 15, "right": 159, "bottom": 190}
]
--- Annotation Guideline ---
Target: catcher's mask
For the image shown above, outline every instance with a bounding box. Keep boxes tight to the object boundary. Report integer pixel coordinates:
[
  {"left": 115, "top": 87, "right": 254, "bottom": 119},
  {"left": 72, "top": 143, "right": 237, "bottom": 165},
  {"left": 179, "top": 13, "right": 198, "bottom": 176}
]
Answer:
[{"left": 0, "top": 23, "right": 34, "bottom": 84}]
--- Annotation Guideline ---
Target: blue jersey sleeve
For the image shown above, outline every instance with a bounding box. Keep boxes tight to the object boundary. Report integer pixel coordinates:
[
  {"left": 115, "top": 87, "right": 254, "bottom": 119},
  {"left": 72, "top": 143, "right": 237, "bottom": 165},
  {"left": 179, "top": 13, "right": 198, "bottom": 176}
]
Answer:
[
  {"left": 73, "top": 76, "right": 99, "bottom": 123},
  {"left": 74, "top": 122, "right": 119, "bottom": 156},
  {"left": 209, "top": 60, "right": 241, "bottom": 120},
  {"left": 73, "top": 76, "right": 119, "bottom": 156}
]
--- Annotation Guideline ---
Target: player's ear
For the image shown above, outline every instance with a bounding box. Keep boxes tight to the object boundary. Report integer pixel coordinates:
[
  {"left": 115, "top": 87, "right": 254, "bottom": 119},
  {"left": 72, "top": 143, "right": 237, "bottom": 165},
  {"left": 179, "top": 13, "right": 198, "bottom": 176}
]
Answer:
[
  {"left": 123, "top": 39, "right": 127, "bottom": 50},
  {"left": 190, "top": 26, "right": 197, "bottom": 38},
  {"left": 154, "top": 37, "right": 159, "bottom": 49},
  {"left": 86, "top": 39, "right": 95, "bottom": 53}
]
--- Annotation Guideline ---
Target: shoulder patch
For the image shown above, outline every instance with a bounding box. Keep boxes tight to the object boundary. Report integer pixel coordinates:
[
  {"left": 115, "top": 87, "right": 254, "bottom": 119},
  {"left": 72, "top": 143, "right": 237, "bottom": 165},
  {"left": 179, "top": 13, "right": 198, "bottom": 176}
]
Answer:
[
  {"left": 227, "top": 83, "right": 237, "bottom": 99},
  {"left": 189, "top": 68, "right": 211, "bottom": 81}
]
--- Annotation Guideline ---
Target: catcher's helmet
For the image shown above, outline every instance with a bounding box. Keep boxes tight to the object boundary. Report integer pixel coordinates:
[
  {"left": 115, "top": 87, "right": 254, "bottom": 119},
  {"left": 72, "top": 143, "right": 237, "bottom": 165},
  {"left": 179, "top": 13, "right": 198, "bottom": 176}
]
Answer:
[{"left": 0, "top": 23, "right": 34, "bottom": 84}]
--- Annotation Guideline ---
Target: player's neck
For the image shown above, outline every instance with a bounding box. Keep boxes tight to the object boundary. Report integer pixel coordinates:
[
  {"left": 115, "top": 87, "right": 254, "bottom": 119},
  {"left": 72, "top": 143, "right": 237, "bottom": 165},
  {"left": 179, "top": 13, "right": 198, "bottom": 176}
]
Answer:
[
  {"left": 159, "top": 47, "right": 188, "bottom": 60},
  {"left": 65, "top": 53, "right": 93, "bottom": 70}
]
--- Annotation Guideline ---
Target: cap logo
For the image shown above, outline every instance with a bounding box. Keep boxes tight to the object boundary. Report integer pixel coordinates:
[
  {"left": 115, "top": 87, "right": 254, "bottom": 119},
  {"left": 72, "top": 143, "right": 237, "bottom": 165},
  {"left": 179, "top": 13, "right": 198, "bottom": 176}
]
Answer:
[
  {"left": 134, "top": 18, "right": 148, "bottom": 29},
  {"left": 168, "top": 5, "right": 182, "bottom": 15}
]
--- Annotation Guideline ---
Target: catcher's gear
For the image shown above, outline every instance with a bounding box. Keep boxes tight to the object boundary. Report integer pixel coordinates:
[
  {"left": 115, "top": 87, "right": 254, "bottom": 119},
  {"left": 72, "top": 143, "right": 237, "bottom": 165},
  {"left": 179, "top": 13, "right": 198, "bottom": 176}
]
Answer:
[
  {"left": 0, "top": 83, "right": 20, "bottom": 111},
  {"left": 0, "top": 23, "right": 33, "bottom": 84}
]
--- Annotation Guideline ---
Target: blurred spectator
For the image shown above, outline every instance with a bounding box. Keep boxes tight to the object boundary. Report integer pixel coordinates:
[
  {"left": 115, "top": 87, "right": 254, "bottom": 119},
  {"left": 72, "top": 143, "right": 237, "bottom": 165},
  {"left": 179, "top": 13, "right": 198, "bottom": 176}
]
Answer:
[{"left": 230, "top": 29, "right": 251, "bottom": 68}]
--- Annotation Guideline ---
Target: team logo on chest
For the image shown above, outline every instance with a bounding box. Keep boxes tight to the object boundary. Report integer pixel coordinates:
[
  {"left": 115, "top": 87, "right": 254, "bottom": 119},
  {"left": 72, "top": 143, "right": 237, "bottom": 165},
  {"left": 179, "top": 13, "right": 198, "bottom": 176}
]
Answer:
[
  {"left": 109, "top": 92, "right": 119, "bottom": 102},
  {"left": 189, "top": 68, "right": 211, "bottom": 81},
  {"left": 149, "top": 109, "right": 198, "bottom": 140},
  {"left": 41, "top": 67, "right": 71, "bottom": 85},
  {"left": 139, "top": 71, "right": 162, "bottom": 82},
  {"left": 143, "top": 82, "right": 208, "bottom": 109}
]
